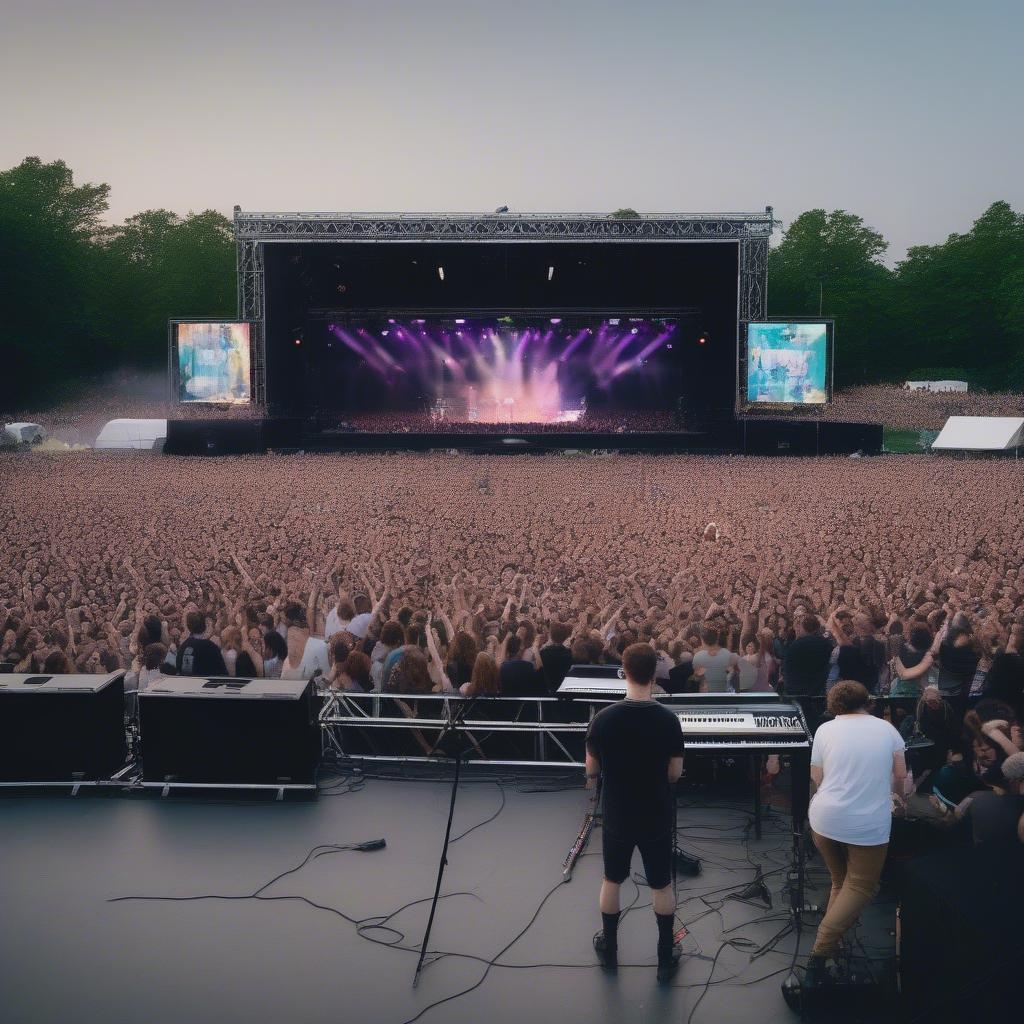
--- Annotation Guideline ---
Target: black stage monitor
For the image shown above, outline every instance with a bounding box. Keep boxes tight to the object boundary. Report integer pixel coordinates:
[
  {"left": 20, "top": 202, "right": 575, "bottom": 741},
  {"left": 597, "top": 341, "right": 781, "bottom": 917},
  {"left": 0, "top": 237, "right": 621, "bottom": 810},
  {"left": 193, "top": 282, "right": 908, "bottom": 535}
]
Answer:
[
  {"left": 0, "top": 672, "right": 127, "bottom": 781},
  {"left": 139, "top": 677, "right": 320, "bottom": 785}
]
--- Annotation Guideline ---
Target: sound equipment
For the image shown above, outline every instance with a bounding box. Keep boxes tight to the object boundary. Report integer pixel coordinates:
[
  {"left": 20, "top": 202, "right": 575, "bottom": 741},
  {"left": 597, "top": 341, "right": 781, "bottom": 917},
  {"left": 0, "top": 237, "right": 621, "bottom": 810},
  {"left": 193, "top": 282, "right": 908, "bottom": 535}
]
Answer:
[
  {"left": 262, "top": 416, "right": 305, "bottom": 449},
  {"left": 818, "top": 419, "right": 883, "bottom": 455},
  {"left": 164, "top": 419, "right": 265, "bottom": 455},
  {"left": 0, "top": 673, "right": 127, "bottom": 781},
  {"left": 741, "top": 418, "right": 882, "bottom": 455},
  {"left": 139, "top": 677, "right": 319, "bottom": 785},
  {"left": 899, "top": 842, "right": 1023, "bottom": 1018},
  {"left": 742, "top": 418, "right": 819, "bottom": 455}
]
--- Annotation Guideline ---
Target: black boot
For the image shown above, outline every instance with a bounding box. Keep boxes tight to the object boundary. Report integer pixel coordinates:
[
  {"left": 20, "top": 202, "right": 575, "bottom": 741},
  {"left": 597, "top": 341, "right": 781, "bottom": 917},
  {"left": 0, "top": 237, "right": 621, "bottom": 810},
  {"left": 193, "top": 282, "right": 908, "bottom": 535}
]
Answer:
[{"left": 593, "top": 931, "right": 618, "bottom": 971}]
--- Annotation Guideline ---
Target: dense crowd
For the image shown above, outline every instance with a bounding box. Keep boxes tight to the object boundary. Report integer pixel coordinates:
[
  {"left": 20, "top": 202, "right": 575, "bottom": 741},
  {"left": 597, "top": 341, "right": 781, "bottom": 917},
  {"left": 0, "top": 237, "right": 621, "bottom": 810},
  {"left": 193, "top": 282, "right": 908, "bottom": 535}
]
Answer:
[{"left": 2, "top": 450, "right": 1022, "bottom": 842}]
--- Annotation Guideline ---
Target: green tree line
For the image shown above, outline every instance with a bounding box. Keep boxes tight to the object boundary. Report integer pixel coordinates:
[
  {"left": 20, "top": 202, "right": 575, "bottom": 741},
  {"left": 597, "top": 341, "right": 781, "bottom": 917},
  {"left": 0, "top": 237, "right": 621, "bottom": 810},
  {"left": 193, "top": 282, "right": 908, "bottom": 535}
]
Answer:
[
  {"left": 0, "top": 157, "right": 235, "bottom": 409},
  {"left": 769, "top": 204, "right": 1024, "bottom": 390},
  {"left": 1, "top": 157, "right": 1022, "bottom": 408}
]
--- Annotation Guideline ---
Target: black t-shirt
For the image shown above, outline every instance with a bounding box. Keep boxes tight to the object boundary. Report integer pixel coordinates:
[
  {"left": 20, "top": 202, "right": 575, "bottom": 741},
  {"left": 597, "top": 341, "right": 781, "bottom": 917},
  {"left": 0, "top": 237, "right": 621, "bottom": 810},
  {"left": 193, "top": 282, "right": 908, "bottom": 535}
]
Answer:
[
  {"left": 782, "top": 634, "right": 833, "bottom": 696},
  {"left": 937, "top": 641, "right": 979, "bottom": 695},
  {"left": 539, "top": 644, "right": 573, "bottom": 693},
  {"left": 665, "top": 660, "right": 697, "bottom": 694},
  {"left": 837, "top": 637, "right": 886, "bottom": 692},
  {"left": 500, "top": 659, "right": 545, "bottom": 697},
  {"left": 586, "top": 700, "right": 685, "bottom": 840},
  {"left": 984, "top": 652, "right": 1024, "bottom": 716},
  {"left": 176, "top": 636, "right": 228, "bottom": 677}
]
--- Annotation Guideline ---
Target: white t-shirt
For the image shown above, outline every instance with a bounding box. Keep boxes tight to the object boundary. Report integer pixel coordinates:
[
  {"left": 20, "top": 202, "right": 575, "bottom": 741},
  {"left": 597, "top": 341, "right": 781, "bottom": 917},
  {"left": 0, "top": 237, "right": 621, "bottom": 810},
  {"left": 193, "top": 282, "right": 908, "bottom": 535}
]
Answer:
[
  {"left": 324, "top": 609, "right": 350, "bottom": 639},
  {"left": 809, "top": 714, "right": 905, "bottom": 846},
  {"left": 280, "top": 636, "right": 330, "bottom": 680}
]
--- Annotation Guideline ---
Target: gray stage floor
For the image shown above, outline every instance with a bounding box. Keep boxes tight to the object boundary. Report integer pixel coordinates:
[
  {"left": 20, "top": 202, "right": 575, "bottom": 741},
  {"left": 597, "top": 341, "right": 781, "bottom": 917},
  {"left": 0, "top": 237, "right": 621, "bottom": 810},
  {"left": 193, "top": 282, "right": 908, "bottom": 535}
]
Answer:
[{"left": 1, "top": 769, "right": 895, "bottom": 1024}]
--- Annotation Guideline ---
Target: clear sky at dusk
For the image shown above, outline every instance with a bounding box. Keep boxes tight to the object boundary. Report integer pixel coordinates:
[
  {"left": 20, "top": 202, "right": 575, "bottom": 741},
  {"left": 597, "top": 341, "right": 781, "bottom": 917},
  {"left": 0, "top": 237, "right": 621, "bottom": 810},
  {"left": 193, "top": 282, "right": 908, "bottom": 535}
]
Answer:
[{"left": 2, "top": 0, "right": 1021, "bottom": 260}]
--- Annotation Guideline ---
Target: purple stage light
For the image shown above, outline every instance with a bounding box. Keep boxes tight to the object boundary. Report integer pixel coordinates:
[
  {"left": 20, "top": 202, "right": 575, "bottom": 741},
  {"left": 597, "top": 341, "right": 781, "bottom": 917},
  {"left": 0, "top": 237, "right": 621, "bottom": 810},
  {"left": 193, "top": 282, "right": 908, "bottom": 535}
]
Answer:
[
  {"left": 550, "top": 317, "right": 562, "bottom": 324},
  {"left": 455, "top": 318, "right": 466, "bottom": 324}
]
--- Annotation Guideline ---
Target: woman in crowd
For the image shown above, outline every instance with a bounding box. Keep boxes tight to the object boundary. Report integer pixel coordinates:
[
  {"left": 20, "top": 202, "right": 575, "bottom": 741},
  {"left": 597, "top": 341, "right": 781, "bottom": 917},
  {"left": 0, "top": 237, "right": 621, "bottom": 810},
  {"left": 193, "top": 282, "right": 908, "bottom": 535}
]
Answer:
[
  {"left": 805, "top": 681, "right": 906, "bottom": 986},
  {"left": 445, "top": 630, "right": 478, "bottom": 690},
  {"left": 262, "top": 630, "right": 287, "bottom": 679}
]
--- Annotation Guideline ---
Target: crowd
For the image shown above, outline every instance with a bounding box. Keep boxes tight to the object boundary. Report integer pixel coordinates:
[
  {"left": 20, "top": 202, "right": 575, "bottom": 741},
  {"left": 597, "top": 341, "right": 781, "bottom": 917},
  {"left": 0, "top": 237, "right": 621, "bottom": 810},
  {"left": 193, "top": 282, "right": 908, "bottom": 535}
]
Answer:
[
  {"left": 340, "top": 410, "right": 683, "bottom": 434},
  {"left": 2, "top": 449, "right": 1022, "bottom": 842}
]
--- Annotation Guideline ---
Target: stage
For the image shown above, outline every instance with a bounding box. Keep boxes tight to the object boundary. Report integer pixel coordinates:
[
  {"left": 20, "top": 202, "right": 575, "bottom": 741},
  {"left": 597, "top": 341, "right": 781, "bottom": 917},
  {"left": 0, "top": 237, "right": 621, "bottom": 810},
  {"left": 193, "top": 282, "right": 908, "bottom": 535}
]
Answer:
[{"left": 1, "top": 770, "right": 897, "bottom": 1024}]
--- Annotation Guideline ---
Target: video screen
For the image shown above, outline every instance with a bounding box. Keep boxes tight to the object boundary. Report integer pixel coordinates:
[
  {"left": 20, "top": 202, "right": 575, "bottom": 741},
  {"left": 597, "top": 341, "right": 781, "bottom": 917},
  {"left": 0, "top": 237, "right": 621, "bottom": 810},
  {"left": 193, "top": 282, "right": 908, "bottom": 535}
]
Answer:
[
  {"left": 746, "top": 322, "right": 829, "bottom": 404},
  {"left": 319, "top": 315, "right": 684, "bottom": 426},
  {"left": 175, "top": 322, "right": 251, "bottom": 403}
]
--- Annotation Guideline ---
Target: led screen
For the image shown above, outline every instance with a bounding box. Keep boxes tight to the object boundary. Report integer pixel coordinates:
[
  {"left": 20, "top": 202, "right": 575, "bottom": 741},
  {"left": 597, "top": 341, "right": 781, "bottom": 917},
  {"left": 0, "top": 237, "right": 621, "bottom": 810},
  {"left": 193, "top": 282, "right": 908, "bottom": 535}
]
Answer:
[
  {"left": 175, "top": 322, "right": 251, "bottom": 403},
  {"left": 746, "top": 322, "right": 829, "bottom": 404},
  {"left": 317, "top": 315, "right": 684, "bottom": 424}
]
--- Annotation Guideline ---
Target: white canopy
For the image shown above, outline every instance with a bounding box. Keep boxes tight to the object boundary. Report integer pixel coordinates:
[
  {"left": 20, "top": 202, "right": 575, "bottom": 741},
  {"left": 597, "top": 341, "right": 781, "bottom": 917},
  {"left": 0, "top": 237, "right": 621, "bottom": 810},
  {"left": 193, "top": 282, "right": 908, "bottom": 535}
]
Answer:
[
  {"left": 94, "top": 418, "right": 167, "bottom": 450},
  {"left": 905, "top": 380, "right": 969, "bottom": 392},
  {"left": 932, "top": 416, "right": 1024, "bottom": 451}
]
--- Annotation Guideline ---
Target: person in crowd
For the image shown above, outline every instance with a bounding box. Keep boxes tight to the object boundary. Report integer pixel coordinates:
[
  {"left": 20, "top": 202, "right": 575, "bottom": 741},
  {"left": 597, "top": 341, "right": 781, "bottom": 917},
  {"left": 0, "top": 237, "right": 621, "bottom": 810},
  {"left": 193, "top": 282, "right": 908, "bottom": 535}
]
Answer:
[
  {"left": 262, "top": 630, "right": 287, "bottom": 679},
  {"left": 499, "top": 634, "right": 545, "bottom": 696},
  {"left": 539, "top": 620, "right": 574, "bottom": 693},
  {"left": 461, "top": 652, "right": 500, "bottom": 697},
  {"left": 743, "top": 627, "right": 779, "bottom": 693},
  {"left": 692, "top": 624, "right": 739, "bottom": 693},
  {"left": 836, "top": 613, "right": 887, "bottom": 694},
  {"left": 371, "top": 620, "right": 406, "bottom": 690},
  {"left": 176, "top": 611, "right": 228, "bottom": 677},
  {"left": 445, "top": 630, "right": 479, "bottom": 691},
  {"left": 279, "top": 601, "right": 329, "bottom": 681},
  {"left": 984, "top": 623, "right": 1024, "bottom": 719},
  {"left": 953, "top": 751, "right": 1024, "bottom": 845},
  {"left": 896, "top": 613, "right": 980, "bottom": 721},
  {"left": 586, "top": 644, "right": 685, "bottom": 981},
  {"left": 330, "top": 650, "right": 372, "bottom": 692},
  {"left": 805, "top": 681, "right": 906, "bottom": 986},
  {"left": 783, "top": 615, "right": 833, "bottom": 733},
  {"left": 325, "top": 594, "right": 357, "bottom": 640}
]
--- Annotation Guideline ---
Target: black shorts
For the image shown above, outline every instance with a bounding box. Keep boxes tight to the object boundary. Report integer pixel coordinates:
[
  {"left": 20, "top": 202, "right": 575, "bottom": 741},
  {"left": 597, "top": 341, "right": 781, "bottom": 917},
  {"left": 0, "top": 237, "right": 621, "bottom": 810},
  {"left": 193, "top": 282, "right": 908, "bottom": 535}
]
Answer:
[{"left": 602, "top": 829, "right": 673, "bottom": 890}]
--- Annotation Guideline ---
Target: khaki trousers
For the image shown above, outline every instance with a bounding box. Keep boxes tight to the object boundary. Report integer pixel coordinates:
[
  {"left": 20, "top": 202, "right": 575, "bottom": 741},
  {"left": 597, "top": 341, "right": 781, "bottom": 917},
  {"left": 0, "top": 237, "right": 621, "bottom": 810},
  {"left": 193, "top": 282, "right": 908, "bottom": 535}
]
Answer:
[{"left": 810, "top": 831, "right": 888, "bottom": 956}]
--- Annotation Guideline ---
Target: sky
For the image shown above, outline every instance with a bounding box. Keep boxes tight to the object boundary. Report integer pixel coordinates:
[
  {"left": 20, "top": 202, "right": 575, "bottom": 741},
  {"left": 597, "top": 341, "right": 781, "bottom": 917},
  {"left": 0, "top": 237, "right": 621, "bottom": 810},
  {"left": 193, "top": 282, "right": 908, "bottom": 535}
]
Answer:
[{"left": 2, "top": 0, "right": 1022, "bottom": 261}]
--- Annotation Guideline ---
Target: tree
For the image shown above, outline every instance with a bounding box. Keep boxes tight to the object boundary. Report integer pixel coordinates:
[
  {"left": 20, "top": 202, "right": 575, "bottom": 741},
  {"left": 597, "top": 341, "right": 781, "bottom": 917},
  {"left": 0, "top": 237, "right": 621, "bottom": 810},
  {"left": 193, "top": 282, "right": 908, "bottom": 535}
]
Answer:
[
  {"left": 892, "top": 201, "right": 1024, "bottom": 386},
  {"left": 0, "top": 158, "right": 110, "bottom": 407},
  {"left": 768, "top": 209, "right": 893, "bottom": 384},
  {"left": 610, "top": 208, "right": 640, "bottom": 219}
]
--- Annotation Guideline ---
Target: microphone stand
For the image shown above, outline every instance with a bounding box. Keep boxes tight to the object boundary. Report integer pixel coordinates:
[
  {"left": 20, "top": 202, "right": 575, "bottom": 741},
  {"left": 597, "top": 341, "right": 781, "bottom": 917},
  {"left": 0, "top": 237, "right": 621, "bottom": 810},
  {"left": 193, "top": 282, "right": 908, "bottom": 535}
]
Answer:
[{"left": 412, "top": 693, "right": 480, "bottom": 987}]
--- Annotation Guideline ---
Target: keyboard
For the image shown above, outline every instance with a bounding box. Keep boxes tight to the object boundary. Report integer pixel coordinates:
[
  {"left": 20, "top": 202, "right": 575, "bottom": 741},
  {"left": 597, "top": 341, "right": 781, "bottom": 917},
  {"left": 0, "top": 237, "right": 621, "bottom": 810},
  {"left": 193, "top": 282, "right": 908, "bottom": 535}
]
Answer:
[{"left": 676, "top": 704, "right": 810, "bottom": 751}]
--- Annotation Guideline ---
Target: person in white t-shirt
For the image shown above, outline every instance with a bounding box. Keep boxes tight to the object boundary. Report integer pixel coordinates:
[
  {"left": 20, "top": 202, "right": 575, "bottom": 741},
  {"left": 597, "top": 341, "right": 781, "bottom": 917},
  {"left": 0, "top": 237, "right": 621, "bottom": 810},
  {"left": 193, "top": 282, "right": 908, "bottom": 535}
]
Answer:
[
  {"left": 806, "top": 680, "right": 906, "bottom": 983},
  {"left": 279, "top": 601, "right": 330, "bottom": 681}
]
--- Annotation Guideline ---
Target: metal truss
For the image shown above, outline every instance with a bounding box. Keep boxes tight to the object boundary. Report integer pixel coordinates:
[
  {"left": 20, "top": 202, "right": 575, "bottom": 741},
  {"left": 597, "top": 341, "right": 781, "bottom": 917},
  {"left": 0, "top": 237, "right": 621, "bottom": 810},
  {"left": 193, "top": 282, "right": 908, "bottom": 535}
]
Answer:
[
  {"left": 234, "top": 210, "right": 773, "bottom": 243},
  {"left": 236, "top": 237, "right": 266, "bottom": 406},
  {"left": 233, "top": 208, "right": 774, "bottom": 414}
]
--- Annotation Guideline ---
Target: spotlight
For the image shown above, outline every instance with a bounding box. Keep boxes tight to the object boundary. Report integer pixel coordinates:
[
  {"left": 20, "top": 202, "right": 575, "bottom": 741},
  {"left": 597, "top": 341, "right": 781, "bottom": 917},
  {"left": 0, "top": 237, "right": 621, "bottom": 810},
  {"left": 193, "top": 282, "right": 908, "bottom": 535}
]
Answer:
[
  {"left": 609, "top": 318, "right": 620, "bottom": 326},
  {"left": 667, "top": 343, "right": 673, "bottom": 350},
  {"left": 631, "top": 328, "right": 638, "bottom": 334},
  {"left": 388, "top": 318, "right": 396, "bottom": 324},
  {"left": 381, "top": 330, "right": 389, "bottom": 337},
  {"left": 547, "top": 266, "right": 555, "bottom": 281},
  {"left": 455, "top": 318, "right": 466, "bottom": 324},
  {"left": 437, "top": 266, "right": 445, "bottom": 281},
  {"left": 293, "top": 338, "right": 301, "bottom": 347},
  {"left": 336, "top": 284, "right": 347, "bottom": 293},
  {"left": 699, "top": 332, "right": 708, "bottom": 345},
  {"left": 550, "top": 318, "right": 562, "bottom": 324}
]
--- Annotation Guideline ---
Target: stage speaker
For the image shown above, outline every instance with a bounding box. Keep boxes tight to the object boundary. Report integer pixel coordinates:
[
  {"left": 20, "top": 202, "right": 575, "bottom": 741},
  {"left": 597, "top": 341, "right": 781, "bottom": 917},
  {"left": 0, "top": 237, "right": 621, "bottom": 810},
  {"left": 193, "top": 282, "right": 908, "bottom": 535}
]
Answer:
[
  {"left": 139, "top": 677, "right": 320, "bottom": 785},
  {"left": 818, "top": 420, "right": 883, "bottom": 455},
  {"left": 742, "top": 419, "right": 819, "bottom": 455},
  {"left": 900, "top": 842, "right": 1023, "bottom": 1018},
  {"left": 263, "top": 417, "right": 304, "bottom": 449},
  {"left": 0, "top": 673, "right": 127, "bottom": 781},
  {"left": 164, "top": 419, "right": 265, "bottom": 455}
]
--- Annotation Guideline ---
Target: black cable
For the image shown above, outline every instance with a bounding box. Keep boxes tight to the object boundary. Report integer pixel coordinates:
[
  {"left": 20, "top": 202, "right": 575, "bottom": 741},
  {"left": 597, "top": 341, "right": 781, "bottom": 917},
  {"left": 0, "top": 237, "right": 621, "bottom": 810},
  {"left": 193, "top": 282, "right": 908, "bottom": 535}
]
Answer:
[{"left": 450, "top": 781, "right": 506, "bottom": 843}]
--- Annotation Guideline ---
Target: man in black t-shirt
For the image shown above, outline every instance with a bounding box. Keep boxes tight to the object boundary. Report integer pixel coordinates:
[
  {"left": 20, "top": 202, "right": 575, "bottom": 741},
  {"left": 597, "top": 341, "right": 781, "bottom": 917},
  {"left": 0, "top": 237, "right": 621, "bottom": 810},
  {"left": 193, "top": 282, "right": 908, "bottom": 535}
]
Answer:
[
  {"left": 585, "top": 643, "right": 685, "bottom": 980},
  {"left": 782, "top": 614, "right": 832, "bottom": 733},
  {"left": 176, "top": 611, "right": 228, "bottom": 677},
  {"left": 499, "top": 635, "right": 545, "bottom": 696},
  {"left": 539, "top": 621, "right": 574, "bottom": 694}
]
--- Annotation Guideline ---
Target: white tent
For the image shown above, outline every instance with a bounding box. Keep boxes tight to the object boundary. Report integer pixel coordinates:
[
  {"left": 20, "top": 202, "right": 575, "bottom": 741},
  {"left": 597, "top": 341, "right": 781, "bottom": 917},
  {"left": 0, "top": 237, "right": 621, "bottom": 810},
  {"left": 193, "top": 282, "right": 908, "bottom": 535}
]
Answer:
[
  {"left": 905, "top": 380, "right": 969, "bottom": 392},
  {"left": 94, "top": 418, "right": 167, "bottom": 451},
  {"left": 931, "top": 416, "right": 1024, "bottom": 452}
]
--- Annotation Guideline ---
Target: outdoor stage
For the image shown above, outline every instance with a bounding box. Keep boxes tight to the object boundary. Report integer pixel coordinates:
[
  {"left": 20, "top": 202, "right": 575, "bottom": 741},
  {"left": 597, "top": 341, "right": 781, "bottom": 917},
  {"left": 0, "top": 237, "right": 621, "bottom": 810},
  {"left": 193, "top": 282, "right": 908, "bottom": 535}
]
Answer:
[{"left": 0, "top": 771, "right": 897, "bottom": 1024}]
